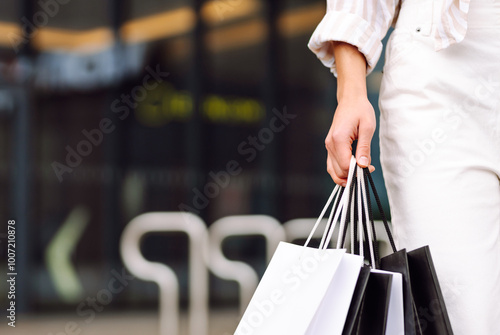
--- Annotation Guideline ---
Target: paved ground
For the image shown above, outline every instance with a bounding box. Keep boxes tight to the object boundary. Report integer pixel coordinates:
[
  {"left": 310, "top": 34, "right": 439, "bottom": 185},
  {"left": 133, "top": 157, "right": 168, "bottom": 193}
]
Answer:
[{"left": 0, "top": 309, "right": 240, "bottom": 335}]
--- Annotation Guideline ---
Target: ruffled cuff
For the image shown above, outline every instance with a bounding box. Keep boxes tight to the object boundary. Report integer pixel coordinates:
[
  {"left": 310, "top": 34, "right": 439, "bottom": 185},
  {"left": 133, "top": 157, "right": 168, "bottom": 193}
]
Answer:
[{"left": 308, "top": 11, "right": 384, "bottom": 77}]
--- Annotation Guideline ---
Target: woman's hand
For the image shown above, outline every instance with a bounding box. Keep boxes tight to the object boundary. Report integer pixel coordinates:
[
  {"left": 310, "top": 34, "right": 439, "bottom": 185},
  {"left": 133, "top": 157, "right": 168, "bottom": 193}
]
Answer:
[
  {"left": 327, "top": 42, "right": 376, "bottom": 186},
  {"left": 326, "top": 96, "right": 376, "bottom": 186}
]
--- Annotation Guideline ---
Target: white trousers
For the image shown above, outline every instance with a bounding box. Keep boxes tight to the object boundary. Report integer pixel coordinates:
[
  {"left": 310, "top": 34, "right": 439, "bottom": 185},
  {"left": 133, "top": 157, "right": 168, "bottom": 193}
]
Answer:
[{"left": 379, "top": 0, "right": 500, "bottom": 334}]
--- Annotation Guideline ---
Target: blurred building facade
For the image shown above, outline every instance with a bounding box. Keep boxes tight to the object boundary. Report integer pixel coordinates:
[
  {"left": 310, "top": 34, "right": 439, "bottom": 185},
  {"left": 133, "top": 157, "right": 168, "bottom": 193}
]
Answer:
[{"left": 0, "top": 0, "right": 389, "bottom": 316}]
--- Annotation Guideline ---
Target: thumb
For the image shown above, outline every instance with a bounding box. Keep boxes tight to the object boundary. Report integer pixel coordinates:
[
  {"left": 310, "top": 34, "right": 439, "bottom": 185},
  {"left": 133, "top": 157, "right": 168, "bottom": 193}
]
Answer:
[{"left": 355, "top": 124, "right": 374, "bottom": 168}]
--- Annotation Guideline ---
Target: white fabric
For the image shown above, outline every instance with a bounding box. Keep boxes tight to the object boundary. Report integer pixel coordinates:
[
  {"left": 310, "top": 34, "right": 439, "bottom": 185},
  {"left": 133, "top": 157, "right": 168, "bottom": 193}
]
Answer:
[
  {"left": 379, "top": 0, "right": 500, "bottom": 334},
  {"left": 308, "top": 0, "right": 471, "bottom": 76}
]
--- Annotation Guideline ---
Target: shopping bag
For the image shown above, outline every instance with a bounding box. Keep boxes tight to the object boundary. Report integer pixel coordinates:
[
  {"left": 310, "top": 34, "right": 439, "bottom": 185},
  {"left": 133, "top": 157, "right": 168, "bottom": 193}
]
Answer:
[
  {"left": 234, "top": 242, "right": 357, "bottom": 335},
  {"left": 380, "top": 249, "right": 421, "bottom": 335},
  {"left": 340, "top": 165, "right": 404, "bottom": 335},
  {"left": 363, "top": 168, "right": 454, "bottom": 335},
  {"left": 380, "top": 247, "right": 454, "bottom": 335},
  {"left": 406, "top": 246, "right": 454, "bottom": 335},
  {"left": 235, "top": 166, "right": 364, "bottom": 335},
  {"left": 380, "top": 248, "right": 452, "bottom": 335},
  {"left": 341, "top": 267, "right": 405, "bottom": 335},
  {"left": 355, "top": 271, "right": 393, "bottom": 334},
  {"left": 342, "top": 266, "right": 371, "bottom": 335},
  {"left": 372, "top": 269, "right": 405, "bottom": 335},
  {"left": 306, "top": 252, "right": 365, "bottom": 334}
]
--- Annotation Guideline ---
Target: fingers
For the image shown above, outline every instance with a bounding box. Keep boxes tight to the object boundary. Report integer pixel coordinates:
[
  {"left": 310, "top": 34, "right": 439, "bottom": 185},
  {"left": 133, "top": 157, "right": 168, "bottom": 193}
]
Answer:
[
  {"left": 326, "top": 154, "right": 346, "bottom": 186},
  {"left": 326, "top": 131, "right": 376, "bottom": 186},
  {"left": 325, "top": 98, "right": 376, "bottom": 185},
  {"left": 327, "top": 154, "right": 375, "bottom": 186},
  {"left": 325, "top": 128, "right": 352, "bottom": 186},
  {"left": 355, "top": 119, "right": 375, "bottom": 168},
  {"left": 332, "top": 133, "right": 352, "bottom": 179}
]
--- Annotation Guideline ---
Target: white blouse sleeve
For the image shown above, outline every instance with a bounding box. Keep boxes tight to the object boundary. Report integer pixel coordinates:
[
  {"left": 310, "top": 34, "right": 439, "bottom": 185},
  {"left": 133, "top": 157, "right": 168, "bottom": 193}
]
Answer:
[{"left": 308, "top": 1, "right": 399, "bottom": 76}]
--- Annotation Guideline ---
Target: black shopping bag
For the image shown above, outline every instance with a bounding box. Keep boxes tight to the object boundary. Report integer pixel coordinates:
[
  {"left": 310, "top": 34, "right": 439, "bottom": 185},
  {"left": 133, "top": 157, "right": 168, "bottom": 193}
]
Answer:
[
  {"left": 363, "top": 168, "right": 454, "bottom": 335},
  {"left": 342, "top": 266, "right": 370, "bottom": 335},
  {"left": 380, "top": 249, "right": 421, "bottom": 335},
  {"left": 356, "top": 271, "right": 393, "bottom": 335},
  {"left": 406, "top": 246, "right": 454, "bottom": 335},
  {"left": 339, "top": 166, "right": 401, "bottom": 335},
  {"left": 342, "top": 267, "right": 394, "bottom": 335}
]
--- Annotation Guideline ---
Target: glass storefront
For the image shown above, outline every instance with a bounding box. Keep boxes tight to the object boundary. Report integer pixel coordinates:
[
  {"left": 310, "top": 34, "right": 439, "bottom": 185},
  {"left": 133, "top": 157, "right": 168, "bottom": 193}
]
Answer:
[{"left": 0, "top": 0, "right": 390, "bottom": 315}]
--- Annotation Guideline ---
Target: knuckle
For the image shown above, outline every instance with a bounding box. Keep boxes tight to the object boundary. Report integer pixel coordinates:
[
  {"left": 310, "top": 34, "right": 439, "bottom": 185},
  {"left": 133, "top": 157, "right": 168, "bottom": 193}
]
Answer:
[
  {"left": 325, "top": 137, "right": 333, "bottom": 149},
  {"left": 360, "top": 121, "right": 376, "bottom": 133},
  {"left": 338, "top": 164, "right": 349, "bottom": 176},
  {"left": 326, "top": 166, "right": 342, "bottom": 183},
  {"left": 331, "top": 129, "right": 345, "bottom": 142},
  {"left": 357, "top": 142, "right": 371, "bottom": 150}
]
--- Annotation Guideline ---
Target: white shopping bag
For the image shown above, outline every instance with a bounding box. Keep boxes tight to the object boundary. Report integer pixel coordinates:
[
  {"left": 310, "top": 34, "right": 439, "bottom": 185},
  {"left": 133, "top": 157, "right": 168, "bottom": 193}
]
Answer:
[
  {"left": 235, "top": 242, "right": 363, "bottom": 335},
  {"left": 235, "top": 158, "right": 364, "bottom": 335},
  {"left": 306, "top": 253, "right": 365, "bottom": 335}
]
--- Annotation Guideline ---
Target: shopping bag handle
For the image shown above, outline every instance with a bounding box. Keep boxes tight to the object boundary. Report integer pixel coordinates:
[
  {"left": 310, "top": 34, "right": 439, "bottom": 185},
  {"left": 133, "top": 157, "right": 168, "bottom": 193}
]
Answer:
[
  {"left": 337, "top": 165, "right": 394, "bottom": 268},
  {"left": 320, "top": 157, "right": 358, "bottom": 249},
  {"left": 318, "top": 185, "right": 344, "bottom": 249},
  {"left": 303, "top": 184, "right": 341, "bottom": 248},
  {"left": 338, "top": 167, "right": 357, "bottom": 253},
  {"left": 362, "top": 167, "right": 398, "bottom": 254},
  {"left": 338, "top": 165, "right": 378, "bottom": 268},
  {"left": 358, "top": 165, "right": 377, "bottom": 267},
  {"left": 304, "top": 156, "right": 357, "bottom": 249}
]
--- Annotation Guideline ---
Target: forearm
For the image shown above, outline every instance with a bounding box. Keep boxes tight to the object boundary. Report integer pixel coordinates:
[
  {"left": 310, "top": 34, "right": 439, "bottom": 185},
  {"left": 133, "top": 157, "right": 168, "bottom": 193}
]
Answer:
[
  {"left": 325, "top": 41, "right": 375, "bottom": 182},
  {"left": 332, "top": 42, "right": 368, "bottom": 102}
]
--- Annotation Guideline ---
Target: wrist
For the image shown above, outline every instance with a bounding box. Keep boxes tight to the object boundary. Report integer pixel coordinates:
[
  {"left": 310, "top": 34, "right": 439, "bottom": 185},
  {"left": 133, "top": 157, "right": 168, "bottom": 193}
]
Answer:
[
  {"left": 332, "top": 42, "right": 368, "bottom": 103},
  {"left": 337, "top": 88, "right": 368, "bottom": 103}
]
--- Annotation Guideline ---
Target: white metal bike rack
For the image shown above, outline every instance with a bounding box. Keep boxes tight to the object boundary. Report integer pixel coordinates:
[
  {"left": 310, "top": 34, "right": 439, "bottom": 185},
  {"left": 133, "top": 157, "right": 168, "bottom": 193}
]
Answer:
[
  {"left": 283, "top": 218, "right": 331, "bottom": 245},
  {"left": 120, "top": 212, "right": 209, "bottom": 335},
  {"left": 207, "top": 215, "right": 286, "bottom": 315}
]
